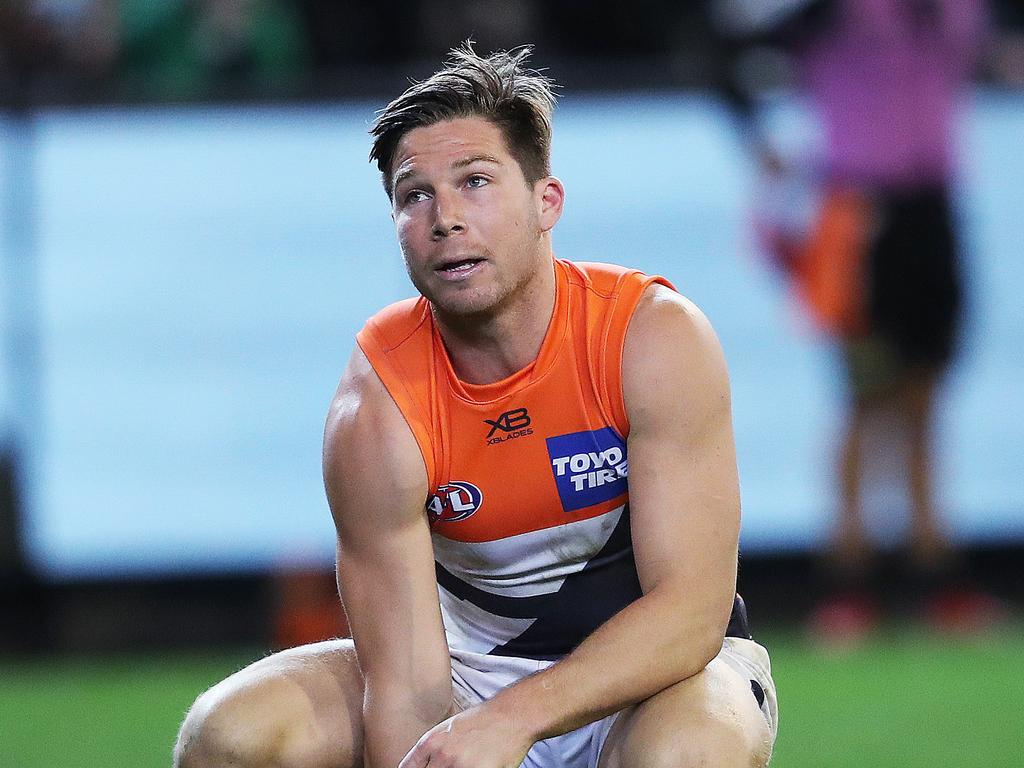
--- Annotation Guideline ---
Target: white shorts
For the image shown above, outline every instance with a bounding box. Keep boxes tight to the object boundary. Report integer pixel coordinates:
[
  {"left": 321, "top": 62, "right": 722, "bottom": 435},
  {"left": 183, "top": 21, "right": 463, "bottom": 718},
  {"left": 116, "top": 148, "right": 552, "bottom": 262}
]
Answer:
[{"left": 449, "top": 637, "right": 778, "bottom": 768}]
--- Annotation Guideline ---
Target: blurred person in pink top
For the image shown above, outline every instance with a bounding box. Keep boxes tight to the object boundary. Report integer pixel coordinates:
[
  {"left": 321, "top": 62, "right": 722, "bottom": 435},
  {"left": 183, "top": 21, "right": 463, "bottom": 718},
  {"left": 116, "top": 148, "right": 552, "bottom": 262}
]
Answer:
[{"left": 715, "top": 0, "right": 998, "bottom": 639}]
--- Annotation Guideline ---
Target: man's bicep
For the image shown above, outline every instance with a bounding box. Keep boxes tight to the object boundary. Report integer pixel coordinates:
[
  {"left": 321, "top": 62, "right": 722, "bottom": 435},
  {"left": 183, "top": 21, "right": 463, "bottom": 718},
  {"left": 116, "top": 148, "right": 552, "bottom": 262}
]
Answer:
[
  {"left": 323, "top": 348, "right": 450, "bottom": 703},
  {"left": 622, "top": 287, "right": 740, "bottom": 625}
]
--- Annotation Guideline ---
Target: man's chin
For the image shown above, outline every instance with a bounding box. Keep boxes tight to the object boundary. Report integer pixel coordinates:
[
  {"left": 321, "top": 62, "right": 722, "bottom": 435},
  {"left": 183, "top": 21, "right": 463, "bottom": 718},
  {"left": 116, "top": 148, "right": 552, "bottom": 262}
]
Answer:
[{"left": 426, "top": 287, "right": 501, "bottom": 320}]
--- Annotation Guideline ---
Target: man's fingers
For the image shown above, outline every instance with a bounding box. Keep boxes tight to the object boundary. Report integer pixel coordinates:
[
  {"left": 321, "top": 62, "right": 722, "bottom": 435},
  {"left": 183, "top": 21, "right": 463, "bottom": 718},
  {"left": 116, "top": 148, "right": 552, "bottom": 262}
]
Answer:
[
  {"left": 398, "top": 736, "right": 431, "bottom": 768},
  {"left": 398, "top": 749, "right": 421, "bottom": 768}
]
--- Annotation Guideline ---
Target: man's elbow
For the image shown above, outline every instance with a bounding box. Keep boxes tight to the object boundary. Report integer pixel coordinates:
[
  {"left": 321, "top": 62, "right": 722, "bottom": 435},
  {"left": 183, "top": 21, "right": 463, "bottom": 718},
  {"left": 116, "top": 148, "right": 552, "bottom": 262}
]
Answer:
[
  {"left": 692, "top": 623, "right": 728, "bottom": 670},
  {"left": 664, "top": 591, "right": 734, "bottom": 673}
]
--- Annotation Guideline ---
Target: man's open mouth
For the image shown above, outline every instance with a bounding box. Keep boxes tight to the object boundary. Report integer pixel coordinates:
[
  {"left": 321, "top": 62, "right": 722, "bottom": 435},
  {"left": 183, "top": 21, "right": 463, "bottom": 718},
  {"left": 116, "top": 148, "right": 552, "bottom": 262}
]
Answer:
[{"left": 437, "top": 258, "right": 484, "bottom": 273}]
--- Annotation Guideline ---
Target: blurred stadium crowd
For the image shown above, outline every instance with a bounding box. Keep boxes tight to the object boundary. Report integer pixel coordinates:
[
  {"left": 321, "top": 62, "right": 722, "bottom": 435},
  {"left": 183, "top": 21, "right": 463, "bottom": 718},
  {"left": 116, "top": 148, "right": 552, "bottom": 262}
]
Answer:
[{"left": 2, "top": 0, "right": 1024, "bottom": 105}]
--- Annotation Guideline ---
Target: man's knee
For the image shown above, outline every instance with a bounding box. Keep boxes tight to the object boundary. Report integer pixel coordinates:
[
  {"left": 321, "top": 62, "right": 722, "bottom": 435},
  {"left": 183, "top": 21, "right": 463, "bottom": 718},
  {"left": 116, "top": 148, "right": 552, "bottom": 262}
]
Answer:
[
  {"left": 670, "top": 714, "right": 772, "bottom": 768},
  {"left": 626, "top": 714, "right": 772, "bottom": 768},
  {"left": 174, "top": 677, "right": 290, "bottom": 768},
  {"left": 173, "top": 644, "right": 363, "bottom": 768},
  {"left": 602, "top": 658, "right": 775, "bottom": 768}
]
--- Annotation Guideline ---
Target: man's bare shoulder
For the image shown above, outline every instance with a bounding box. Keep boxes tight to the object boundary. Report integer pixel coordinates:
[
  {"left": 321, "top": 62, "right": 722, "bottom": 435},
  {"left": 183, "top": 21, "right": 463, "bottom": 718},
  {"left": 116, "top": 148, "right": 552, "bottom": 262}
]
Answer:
[
  {"left": 323, "top": 346, "right": 428, "bottom": 527},
  {"left": 623, "top": 283, "right": 731, "bottom": 424},
  {"left": 324, "top": 344, "right": 392, "bottom": 440},
  {"left": 628, "top": 283, "right": 720, "bottom": 349}
]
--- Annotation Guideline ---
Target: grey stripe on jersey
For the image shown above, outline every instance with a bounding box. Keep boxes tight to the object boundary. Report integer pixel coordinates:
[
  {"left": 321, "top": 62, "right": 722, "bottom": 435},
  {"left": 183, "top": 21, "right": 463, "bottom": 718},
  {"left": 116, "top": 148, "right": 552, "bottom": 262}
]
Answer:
[
  {"left": 434, "top": 505, "right": 642, "bottom": 659},
  {"left": 431, "top": 506, "right": 626, "bottom": 598}
]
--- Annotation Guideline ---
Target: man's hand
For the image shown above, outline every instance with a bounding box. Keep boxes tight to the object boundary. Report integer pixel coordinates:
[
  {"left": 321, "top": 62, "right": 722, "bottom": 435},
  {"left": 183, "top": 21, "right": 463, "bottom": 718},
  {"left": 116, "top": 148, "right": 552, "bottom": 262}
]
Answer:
[{"left": 398, "top": 702, "right": 535, "bottom": 768}]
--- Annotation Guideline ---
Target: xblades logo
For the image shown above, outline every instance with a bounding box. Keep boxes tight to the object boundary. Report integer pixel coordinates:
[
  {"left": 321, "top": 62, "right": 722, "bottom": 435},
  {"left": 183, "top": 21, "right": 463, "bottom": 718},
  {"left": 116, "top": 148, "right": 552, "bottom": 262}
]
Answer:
[
  {"left": 485, "top": 407, "right": 531, "bottom": 437},
  {"left": 484, "top": 407, "right": 534, "bottom": 445}
]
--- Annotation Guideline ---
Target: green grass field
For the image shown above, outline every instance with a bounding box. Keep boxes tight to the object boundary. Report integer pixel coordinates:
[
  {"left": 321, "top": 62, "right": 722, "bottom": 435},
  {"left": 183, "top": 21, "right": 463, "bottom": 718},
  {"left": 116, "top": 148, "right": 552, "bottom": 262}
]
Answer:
[{"left": 2, "top": 628, "right": 1022, "bottom": 768}]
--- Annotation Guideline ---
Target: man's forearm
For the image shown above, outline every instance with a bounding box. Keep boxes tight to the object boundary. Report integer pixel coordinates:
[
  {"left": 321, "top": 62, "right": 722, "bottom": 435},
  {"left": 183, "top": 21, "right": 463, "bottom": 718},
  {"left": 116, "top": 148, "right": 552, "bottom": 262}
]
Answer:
[
  {"left": 363, "top": 693, "right": 452, "bottom": 768},
  {"left": 485, "top": 582, "right": 731, "bottom": 742}
]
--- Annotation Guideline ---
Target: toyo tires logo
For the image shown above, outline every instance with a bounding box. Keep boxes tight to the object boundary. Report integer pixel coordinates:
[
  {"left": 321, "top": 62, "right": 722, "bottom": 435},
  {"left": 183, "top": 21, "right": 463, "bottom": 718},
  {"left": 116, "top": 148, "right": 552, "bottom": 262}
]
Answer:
[
  {"left": 546, "top": 427, "right": 628, "bottom": 512},
  {"left": 427, "top": 481, "right": 484, "bottom": 524}
]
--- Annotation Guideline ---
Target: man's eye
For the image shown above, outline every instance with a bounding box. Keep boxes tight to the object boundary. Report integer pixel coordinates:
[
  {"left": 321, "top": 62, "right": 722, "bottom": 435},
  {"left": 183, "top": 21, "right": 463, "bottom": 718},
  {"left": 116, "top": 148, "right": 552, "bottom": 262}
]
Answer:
[
  {"left": 405, "top": 190, "right": 429, "bottom": 204},
  {"left": 466, "top": 175, "right": 489, "bottom": 188}
]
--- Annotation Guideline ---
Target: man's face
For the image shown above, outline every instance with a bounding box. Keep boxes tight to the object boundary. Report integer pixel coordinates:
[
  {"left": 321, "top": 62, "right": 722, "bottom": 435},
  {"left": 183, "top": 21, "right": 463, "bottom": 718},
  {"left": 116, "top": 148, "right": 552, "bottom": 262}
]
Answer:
[{"left": 389, "top": 116, "right": 557, "bottom": 318}]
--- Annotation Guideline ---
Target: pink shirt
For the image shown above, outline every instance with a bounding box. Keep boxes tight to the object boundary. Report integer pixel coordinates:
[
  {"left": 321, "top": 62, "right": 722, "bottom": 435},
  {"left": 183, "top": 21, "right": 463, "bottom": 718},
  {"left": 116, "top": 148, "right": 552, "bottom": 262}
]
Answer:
[{"left": 801, "top": 0, "right": 988, "bottom": 188}]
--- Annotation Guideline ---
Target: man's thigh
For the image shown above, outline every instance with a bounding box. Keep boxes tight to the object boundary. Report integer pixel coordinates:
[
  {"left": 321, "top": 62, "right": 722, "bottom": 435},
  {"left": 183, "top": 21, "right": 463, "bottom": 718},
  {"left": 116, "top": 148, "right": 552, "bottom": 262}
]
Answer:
[
  {"left": 597, "top": 639, "right": 777, "bottom": 768},
  {"left": 177, "top": 639, "right": 366, "bottom": 768}
]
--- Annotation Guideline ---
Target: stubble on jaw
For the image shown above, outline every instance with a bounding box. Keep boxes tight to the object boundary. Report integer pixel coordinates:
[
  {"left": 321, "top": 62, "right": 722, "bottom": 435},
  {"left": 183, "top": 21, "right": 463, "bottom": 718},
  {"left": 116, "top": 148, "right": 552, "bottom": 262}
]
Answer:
[{"left": 400, "top": 204, "right": 545, "bottom": 320}]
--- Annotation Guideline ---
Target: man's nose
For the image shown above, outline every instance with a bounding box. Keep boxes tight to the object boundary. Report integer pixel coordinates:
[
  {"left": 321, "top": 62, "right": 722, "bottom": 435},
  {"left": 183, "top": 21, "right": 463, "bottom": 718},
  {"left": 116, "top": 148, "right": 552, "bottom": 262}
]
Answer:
[{"left": 431, "top": 190, "right": 466, "bottom": 239}]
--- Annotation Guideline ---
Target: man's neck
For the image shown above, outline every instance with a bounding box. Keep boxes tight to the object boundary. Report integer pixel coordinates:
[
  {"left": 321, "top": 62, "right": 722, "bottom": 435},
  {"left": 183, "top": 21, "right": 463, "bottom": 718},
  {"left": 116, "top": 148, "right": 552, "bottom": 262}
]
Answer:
[{"left": 434, "top": 259, "right": 557, "bottom": 386}]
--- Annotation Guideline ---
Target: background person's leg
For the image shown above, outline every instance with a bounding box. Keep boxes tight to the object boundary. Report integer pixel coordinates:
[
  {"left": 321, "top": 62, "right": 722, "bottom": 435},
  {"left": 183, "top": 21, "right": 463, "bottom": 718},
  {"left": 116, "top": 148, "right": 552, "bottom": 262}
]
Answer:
[{"left": 903, "top": 370, "right": 949, "bottom": 570}]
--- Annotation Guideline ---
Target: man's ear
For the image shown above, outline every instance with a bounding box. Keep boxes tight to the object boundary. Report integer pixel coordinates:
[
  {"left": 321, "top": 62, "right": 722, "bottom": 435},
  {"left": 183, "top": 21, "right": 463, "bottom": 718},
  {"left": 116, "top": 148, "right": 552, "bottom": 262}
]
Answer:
[{"left": 535, "top": 176, "right": 565, "bottom": 233}]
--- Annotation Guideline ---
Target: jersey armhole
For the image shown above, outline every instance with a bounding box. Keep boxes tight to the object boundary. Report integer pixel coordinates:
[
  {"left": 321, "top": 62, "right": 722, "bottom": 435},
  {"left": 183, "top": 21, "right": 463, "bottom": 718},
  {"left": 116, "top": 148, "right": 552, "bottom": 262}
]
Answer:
[
  {"left": 356, "top": 330, "right": 438, "bottom": 491},
  {"left": 602, "top": 273, "right": 677, "bottom": 439}
]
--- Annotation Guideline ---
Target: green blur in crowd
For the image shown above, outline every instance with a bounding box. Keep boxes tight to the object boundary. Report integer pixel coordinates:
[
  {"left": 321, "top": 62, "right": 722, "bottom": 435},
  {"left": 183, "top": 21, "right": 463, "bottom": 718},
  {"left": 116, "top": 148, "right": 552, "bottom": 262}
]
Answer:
[{"left": 119, "top": 0, "right": 309, "bottom": 100}]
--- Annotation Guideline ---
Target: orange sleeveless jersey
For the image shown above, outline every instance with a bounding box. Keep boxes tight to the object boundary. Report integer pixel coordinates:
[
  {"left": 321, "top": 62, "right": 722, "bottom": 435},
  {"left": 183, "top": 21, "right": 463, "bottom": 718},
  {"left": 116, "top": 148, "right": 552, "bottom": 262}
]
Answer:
[{"left": 356, "top": 259, "right": 673, "bottom": 660}]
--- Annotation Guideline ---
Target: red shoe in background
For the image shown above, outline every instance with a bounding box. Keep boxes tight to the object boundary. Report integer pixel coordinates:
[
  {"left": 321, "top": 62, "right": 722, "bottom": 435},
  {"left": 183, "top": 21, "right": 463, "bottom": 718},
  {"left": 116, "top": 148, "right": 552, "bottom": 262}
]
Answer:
[
  {"left": 924, "top": 585, "right": 1007, "bottom": 635},
  {"left": 807, "top": 591, "right": 880, "bottom": 649}
]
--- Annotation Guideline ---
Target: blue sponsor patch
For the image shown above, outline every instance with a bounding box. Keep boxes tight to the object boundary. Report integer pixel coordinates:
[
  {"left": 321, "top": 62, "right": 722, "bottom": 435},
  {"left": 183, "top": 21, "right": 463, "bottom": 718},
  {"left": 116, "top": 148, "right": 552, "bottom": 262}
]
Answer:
[{"left": 546, "top": 427, "right": 628, "bottom": 512}]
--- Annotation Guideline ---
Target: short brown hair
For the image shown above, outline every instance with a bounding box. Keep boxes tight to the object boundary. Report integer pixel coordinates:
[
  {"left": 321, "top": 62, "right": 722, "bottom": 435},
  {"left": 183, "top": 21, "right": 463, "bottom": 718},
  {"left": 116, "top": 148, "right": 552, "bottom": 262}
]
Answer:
[{"left": 369, "top": 43, "right": 557, "bottom": 199}]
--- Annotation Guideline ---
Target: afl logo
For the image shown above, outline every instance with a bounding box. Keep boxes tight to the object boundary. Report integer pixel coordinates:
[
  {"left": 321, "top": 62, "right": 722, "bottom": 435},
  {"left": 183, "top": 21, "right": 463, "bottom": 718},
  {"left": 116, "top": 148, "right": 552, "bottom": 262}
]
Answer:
[{"left": 427, "top": 481, "right": 484, "bottom": 524}]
